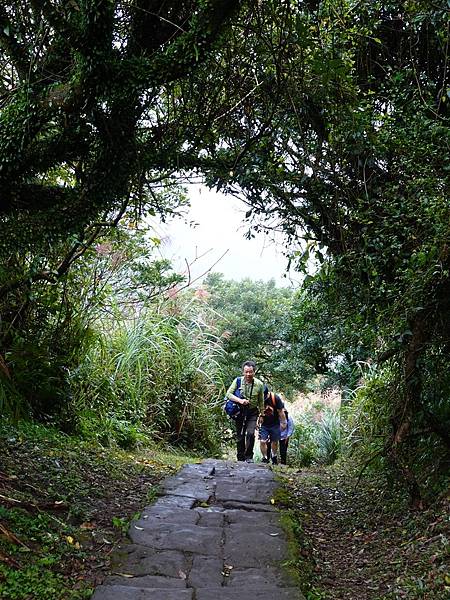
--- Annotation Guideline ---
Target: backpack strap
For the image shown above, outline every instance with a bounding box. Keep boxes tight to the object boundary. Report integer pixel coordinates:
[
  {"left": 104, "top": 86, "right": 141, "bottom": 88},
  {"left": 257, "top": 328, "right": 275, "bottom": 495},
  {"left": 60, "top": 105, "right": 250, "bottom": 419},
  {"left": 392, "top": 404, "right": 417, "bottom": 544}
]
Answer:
[{"left": 270, "top": 392, "right": 276, "bottom": 407}]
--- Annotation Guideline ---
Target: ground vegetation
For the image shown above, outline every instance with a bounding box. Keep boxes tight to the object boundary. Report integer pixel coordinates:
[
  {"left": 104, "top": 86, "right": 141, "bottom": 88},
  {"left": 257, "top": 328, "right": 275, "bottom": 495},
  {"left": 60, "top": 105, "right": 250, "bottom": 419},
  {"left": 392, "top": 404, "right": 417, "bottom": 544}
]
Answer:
[
  {"left": 0, "top": 421, "right": 197, "bottom": 600},
  {"left": 280, "top": 465, "right": 449, "bottom": 600}
]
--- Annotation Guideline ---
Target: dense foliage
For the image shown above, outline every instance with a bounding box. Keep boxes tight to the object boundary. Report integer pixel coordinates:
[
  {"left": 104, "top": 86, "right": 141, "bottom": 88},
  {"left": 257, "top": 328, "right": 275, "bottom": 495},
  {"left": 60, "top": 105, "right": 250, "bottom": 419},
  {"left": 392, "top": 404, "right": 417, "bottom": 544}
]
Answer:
[
  {"left": 0, "top": 1, "right": 448, "bottom": 504},
  {"left": 199, "top": 0, "right": 450, "bottom": 505}
]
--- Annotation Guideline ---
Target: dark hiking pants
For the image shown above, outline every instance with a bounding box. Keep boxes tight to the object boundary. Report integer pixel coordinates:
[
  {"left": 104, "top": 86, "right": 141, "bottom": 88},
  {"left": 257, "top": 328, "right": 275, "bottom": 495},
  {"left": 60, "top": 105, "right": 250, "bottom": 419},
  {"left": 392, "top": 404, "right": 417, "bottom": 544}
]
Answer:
[{"left": 235, "top": 408, "right": 258, "bottom": 461}]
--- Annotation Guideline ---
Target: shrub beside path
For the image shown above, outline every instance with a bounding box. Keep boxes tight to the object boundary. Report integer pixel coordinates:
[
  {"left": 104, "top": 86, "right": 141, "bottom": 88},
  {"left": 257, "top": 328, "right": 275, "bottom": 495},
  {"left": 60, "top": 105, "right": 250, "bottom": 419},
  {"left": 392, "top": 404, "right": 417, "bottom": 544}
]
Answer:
[{"left": 91, "top": 459, "right": 304, "bottom": 600}]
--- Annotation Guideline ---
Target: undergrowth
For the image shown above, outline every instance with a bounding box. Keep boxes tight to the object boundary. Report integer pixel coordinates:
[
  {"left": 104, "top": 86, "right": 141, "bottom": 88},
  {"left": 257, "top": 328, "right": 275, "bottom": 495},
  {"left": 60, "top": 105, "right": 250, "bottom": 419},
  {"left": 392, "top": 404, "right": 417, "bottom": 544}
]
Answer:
[
  {"left": 0, "top": 420, "right": 199, "bottom": 600},
  {"left": 279, "top": 460, "right": 449, "bottom": 600}
]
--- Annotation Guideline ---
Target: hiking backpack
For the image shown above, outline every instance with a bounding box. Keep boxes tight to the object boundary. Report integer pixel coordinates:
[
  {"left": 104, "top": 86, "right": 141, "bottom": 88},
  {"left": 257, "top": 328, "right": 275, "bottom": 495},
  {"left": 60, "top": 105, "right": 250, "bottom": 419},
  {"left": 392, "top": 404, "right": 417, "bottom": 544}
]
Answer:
[
  {"left": 263, "top": 391, "right": 277, "bottom": 416},
  {"left": 224, "top": 376, "right": 243, "bottom": 420}
]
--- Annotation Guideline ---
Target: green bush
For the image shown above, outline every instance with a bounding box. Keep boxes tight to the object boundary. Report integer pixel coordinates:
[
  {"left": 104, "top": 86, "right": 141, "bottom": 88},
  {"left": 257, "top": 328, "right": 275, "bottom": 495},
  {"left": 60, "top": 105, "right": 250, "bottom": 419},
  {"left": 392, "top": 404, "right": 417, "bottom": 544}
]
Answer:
[
  {"left": 76, "top": 411, "right": 151, "bottom": 449},
  {"left": 289, "top": 407, "right": 342, "bottom": 467},
  {"left": 289, "top": 417, "right": 317, "bottom": 467},
  {"left": 341, "top": 366, "right": 394, "bottom": 453}
]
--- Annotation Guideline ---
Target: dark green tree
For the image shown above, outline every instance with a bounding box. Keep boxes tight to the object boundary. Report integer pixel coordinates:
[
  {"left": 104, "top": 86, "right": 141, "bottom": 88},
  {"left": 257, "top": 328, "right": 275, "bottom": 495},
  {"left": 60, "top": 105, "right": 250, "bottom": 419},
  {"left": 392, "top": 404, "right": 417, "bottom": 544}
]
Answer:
[
  {"left": 200, "top": 1, "right": 450, "bottom": 504},
  {"left": 203, "top": 273, "right": 309, "bottom": 396},
  {"left": 0, "top": 0, "right": 292, "bottom": 416}
]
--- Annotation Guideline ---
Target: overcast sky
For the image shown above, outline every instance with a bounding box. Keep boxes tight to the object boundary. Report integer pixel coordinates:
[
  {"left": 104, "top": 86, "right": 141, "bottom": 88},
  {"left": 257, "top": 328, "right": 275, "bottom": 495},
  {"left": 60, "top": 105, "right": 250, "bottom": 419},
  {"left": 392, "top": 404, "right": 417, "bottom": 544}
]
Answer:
[{"left": 153, "top": 185, "right": 301, "bottom": 287}]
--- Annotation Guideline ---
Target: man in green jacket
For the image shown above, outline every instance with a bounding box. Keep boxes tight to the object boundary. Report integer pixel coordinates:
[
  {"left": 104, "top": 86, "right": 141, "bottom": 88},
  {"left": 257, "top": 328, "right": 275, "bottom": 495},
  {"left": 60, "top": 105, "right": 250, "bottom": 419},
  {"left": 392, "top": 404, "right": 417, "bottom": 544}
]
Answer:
[{"left": 226, "top": 360, "right": 264, "bottom": 462}]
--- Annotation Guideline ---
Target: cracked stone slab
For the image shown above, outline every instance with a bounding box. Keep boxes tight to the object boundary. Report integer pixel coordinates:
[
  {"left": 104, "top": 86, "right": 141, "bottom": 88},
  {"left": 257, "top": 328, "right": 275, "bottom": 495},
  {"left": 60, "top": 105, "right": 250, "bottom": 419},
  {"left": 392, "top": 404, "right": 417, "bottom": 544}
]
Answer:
[
  {"left": 196, "top": 587, "right": 305, "bottom": 600},
  {"left": 221, "top": 500, "right": 278, "bottom": 512},
  {"left": 150, "top": 495, "right": 196, "bottom": 510},
  {"left": 160, "top": 481, "right": 212, "bottom": 502},
  {"left": 224, "top": 509, "right": 281, "bottom": 526},
  {"left": 129, "top": 522, "right": 223, "bottom": 555},
  {"left": 103, "top": 575, "right": 187, "bottom": 588},
  {"left": 91, "top": 585, "right": 193, "bottom": 600},
  {"left": 227, "top": 566, "right": 299, "bottom": 588},
  {"left": 224, "top": 529, "right": 289, "bottom": 568},
  {"left": 162, "top": 471, "right": 215, "bottom": 489},
  {"left": 215, "top": 480, "right": 277, "bottom": 504},
  {"left": 195, "top": 505, "right": 224, "bottom": 512},
  {"left": 211, "top": 462, "right": 274, "bottom": 479},
  {"left": 227, "top": 522, "right": 284, "bottom": 537},
  {"left": 139, "top": 506, "right": 200, "bottom": 524},
  {"left": 196, "top": 509, "right": 225, "bottom": 527},
  {"left": 113, "top": 545, "right": 190, "bottom": 578},
  {"left": 131, "top": 517, "right": 197, "bottom": 535},
  {"left": 187, "top": 556, "right": 224, "bottom": 588},
  {"left": 174, "top": 463, "right": 216, "bottom": 477}
]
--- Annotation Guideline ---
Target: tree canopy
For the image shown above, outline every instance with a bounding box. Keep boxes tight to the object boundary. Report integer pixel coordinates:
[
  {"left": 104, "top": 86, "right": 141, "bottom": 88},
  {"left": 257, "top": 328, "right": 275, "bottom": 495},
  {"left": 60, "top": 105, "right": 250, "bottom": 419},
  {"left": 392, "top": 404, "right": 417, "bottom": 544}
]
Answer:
[
  {"left": 0, "top": 1, "right": 449, "bottom": 507},
  {"left": 0, "top": 0, "right": 239, "bottom": 222}
]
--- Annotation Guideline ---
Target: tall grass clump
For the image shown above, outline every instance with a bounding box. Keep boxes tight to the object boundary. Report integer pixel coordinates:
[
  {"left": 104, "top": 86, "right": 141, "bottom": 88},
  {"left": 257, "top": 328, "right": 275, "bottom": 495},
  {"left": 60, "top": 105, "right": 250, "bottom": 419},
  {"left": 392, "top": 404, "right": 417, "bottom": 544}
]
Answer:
[
  {"left": 288, "top": 414, "right": 317, "bottom": 467},
  {"left": 289, "top": 407, "right": 342, "bottom": 467},
  {"left": 68, "top": 296, "right": 227, "bottom": 453},
  {"left": 315, "top": 408, "right": 341, "bottom": 464}
]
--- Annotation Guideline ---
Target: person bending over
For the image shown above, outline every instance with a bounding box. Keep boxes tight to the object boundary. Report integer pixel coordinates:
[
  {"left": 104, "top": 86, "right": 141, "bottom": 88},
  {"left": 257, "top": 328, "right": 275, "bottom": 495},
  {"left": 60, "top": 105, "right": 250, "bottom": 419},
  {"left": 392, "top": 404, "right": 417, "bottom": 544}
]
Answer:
[{"left": 259, "top": 387, "right": 286, "bottom": 465}]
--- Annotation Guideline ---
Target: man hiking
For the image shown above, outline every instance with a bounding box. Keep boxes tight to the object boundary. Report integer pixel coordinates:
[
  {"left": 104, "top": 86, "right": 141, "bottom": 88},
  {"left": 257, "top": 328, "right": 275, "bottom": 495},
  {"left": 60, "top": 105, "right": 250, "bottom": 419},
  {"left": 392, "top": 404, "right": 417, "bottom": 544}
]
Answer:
[{"left": 226, "top": 360, "right": 264, "bottom": 462}]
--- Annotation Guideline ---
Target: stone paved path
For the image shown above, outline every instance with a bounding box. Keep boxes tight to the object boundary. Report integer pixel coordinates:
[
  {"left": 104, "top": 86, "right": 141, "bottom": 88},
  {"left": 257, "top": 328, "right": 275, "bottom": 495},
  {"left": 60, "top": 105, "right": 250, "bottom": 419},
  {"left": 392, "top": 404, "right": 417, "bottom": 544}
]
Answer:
[{"left": 92, "top": 459, "right": 305, "bottom": 600}]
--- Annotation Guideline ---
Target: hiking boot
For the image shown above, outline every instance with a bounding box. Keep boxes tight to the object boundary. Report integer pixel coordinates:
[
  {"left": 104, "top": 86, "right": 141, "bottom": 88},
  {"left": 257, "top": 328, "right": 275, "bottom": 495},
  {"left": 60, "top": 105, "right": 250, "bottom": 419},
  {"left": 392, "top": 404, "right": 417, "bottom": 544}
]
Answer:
[
  {"left": 245, "top": 458, "right": 254, "bottom": 463},
  {"left": 271, "top": 456, "right": 278, "bottom": 465},
  {"left": 262, "top": 457, "right": 270, "bottom": 464}
]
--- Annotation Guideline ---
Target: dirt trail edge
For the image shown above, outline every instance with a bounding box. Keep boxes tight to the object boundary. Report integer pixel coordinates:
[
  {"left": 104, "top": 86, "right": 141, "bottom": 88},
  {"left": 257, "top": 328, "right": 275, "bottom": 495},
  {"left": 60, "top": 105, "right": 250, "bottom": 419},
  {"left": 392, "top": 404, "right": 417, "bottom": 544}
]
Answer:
[{"left": 91, "top": 459, "right": 304, "bottom": 600}]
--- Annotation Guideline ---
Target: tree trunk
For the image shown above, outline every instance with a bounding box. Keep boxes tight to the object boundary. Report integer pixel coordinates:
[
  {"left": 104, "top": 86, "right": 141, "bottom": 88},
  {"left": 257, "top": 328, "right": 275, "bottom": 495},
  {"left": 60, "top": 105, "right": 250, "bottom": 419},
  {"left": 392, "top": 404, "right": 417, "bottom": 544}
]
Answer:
[{"left": 389, "top": 310, "right": 429, "bottom": 510}]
